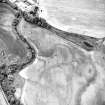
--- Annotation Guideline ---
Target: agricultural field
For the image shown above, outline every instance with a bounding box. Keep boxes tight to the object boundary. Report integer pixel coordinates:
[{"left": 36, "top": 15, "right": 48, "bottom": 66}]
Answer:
[{"left": 0, "top": 0, "right": 105, "bottom": 105}]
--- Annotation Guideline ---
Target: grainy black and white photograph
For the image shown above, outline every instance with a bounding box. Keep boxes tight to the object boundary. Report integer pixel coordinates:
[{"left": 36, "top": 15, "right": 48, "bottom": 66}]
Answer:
[{"left": 0, "top": 0, "right": 105, "bottom": 105}]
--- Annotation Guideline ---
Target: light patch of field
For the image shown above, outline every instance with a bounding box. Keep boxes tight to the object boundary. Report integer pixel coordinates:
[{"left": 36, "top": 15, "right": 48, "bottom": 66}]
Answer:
[{"left": 41, "top": 0, "right": 105, "bottom": 37}]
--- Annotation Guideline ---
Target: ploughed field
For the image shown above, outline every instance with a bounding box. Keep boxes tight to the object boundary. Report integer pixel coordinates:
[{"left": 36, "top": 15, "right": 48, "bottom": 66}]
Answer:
[
  {"left": 0, "top": 1, "right": 105, "bottom": 105},
  {"left": 42, "top": 0, "right": 105, "bottom": 38}
]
